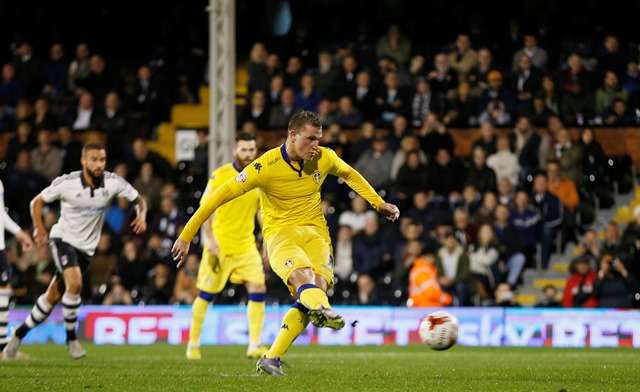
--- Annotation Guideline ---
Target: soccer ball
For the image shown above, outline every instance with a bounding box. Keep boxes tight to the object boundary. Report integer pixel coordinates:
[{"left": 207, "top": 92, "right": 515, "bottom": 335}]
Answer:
[{"left": 418, "top": 311, "right": 459, "bottom": 350}]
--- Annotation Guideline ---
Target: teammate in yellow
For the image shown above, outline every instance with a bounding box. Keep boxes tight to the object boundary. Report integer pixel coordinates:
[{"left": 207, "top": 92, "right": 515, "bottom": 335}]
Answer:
[
  {"left": 172, "top": 111, "right": 399, "bottom": 376},
  {"left": 185, "top": 132, "right": 268, "bottom": 360}
]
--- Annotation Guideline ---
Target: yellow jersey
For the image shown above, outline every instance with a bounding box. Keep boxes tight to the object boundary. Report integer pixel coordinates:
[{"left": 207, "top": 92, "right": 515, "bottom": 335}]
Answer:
[
  {"left": 179, "top": 145, "right": 385, "bottom": 242},
  {"left": 203, "top": 162, "right": 260, "bottom": 254}
]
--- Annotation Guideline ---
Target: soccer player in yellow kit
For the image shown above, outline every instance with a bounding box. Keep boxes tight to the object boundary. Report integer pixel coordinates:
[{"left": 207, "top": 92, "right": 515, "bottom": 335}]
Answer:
[
  {"left": 172, "top": 111, "right": 399, "bottom": 376},
  {"left": 186, "top": 132, "right": 268, "bottom": 360}
]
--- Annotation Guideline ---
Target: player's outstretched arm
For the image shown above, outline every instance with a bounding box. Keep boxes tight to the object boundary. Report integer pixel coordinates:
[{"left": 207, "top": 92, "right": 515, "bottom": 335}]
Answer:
[
  {"left": 30, "top": 195, "right": 49, "bottom": 247},
  {"left": 172, "top": 179, "right": 248, "bottom": 267},
  {"left": 329, "top": 151, "right": 400, "bottom": 222},
  {"left": 1, "top": 202, "right": 33, "bottom": 251}
]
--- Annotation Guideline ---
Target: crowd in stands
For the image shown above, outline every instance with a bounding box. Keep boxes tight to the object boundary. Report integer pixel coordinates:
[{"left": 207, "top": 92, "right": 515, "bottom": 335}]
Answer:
[{"left": 1, "top": 26, "right": 639, "bottom": 308}]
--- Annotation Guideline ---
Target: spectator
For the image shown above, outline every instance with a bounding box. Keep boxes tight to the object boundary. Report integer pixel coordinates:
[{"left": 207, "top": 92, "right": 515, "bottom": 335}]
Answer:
[
  {"left": 469, "top": 224, "right": 501, "bottom": 302},
  {"left": 471, "top": 121, "right": 497, "bottom": 156},
  {"left": 563, "top": 257, "right": 598, "bottom": 307},
  {"left": 536, "top": 75, "right": 560, "bottom": 115},
  {"left": 494, "top": 282, "right": 519, "bottom": 306},
  {"left": 247, "top": 42, "right": 269, "bottom": 93},
  {"left": 129, "top": 65, "right": 166, "bottom": 127},
  {"left": 559, "top": 53, "right": 593, "bottom": 125},
  {"left": 435, "top": 232, "right": 472, "bottom": 305},
  {"left": 6, "top": 121, "right": 36, "bottom": 166},
  {"left": 596, "top": 35, "right": 627, "bottom": 78},
  {"left": 532, "top": 172, "right": 563, "bottom": 268},
  {"left": 70, "top": 90, "right": 96, "bottom": 131},
  {"left": 268, "top": 88, "right": 295, "bottom": 129},
  {"left": 428, "top": 53, "right": 458, "bottom": 99},
  {"left": 535, "top": 285, "right": 561, "bottom": 307},
  {"left": 602, "top": 222, "right": 621, "bottom": 255},
  {"left": 312, "top": 51, "right": 336, "bottom": 97},
  {"left": 143, "top": 263, "right": 173, "bottom": 304},
  {"left": 294, "top": 74, "right": 320, "bottom": 112},
  {"left": 428, "top": 148, "right": 465, "bottom": 197},
  {"left": 267, "top": 74, "right": 284, "bottom": 107},
  {"left": 448, "top": 34, "right": 478, "bottom": 81},
  {"left": 408, "top": 191, "right": 445, "bottom": 234},
  {"left": 5, "top": 151, "right": 46, "bottom": 224},
  {"left": 33, "top": 97, "right": 58, "bottom": 131},
  {"left": 338, "top": 196, "right": 377, "bottom": 234},
  {"left": 68, "top": 43, "right": 91, "bottom": 92},
  {"left": 390, "top": 135, "right": 426, "bottom": 180},
  {"left": 333, "top": 225, "right": 354, "bottom": 281},
  {"left": 353, "top": 71, "right": 375, "bottom": 119},
  {"left": 117, "top": 240, "right": 150, "bottom": 294},
  {"left": 478, "top": 70, "right": 514, "bottom": 126},
  {"left": 408, "top": 254, "right": 453, "bottom": 307},
  {"left": 332, "top": 55, "right": 358, "bottom": 99},
  {"left": 283, "top": 56, "right": 304, "bottom": 89},
  {"left": 0, "top": 63, "right": 22, "bottom": 107},
  {"left": 77, "top": 54, "right": 112, "bottom": 103},
  {"left": 355, "top": 135, "right": 393, "bottom": 190},
  {"left": 468, "top": 47, "right": 493, "bottom": 94},
  {"left": 575, "top": 229, "right": 601, "bottom": 269},
  {"left": 604, "top": 98, "right": 636, "bottom": 126},
  {"left": 151, "top": 195, "right": 186, "bottom": 245},
  {"left": 133, "top": 162, "right": 164, "bottom": 212},
  {"left": 512, "top": 34, "right": 548, "bottom": 72},
  {"left": 493, "top": 204, "right": 526, "bottom": 288},
  {"left": 595, "top": 71, "right": 628, "bottom": 115},
  {"left": 43, "top": 43, "right": 67, "bottom": 96},
  {"left": 510, "top": 116, "right": 541, "bottom": 179},
  {"left": 487, "top": 134, "right": 520, "bottom": 186},
  {"left": 97, "top": 91, "right": 127, "bottom": 161},
  {"left": 594, "top": 254, "right": 634, "bottom": 308},
  {"left": 353, "top": 215, "right": 390, "bottom": 304},
  {"left": 103, "top": 277, "right": 133, "bottom": 305},
  {"left": 546, "top": 159, "right": 579, "bottom": 214},
  {"left": 513, "top": 55, "right": 541, "bottom": 115},
  {"left": 334, "top": 96, "right": 363, "bottom": 129},
  {"left": 127, "top": 138, "right": 172, "bottom": 180},
  {"left": 376, "top": 24, "right": 411, "bottom": 65},
  {"left": 12, "top": 41, "right": 42, "bottom": 99},
  {"left": 375, "top": 71, "right": 409, "bottom": 127},
  {"left": 465, "top": 146, "right": 497, "bottom": 194},
  {"left": 30, "top": 129, "right": 64, "bottom": 181},
  {"left": 497, "top": 177, "right": 515, "bottom": 205},
  {"left": 57, "top": 126, "right": 82, "bottom": 173},
  {"left": 173, "top": 254, "right": 199, "bottom": 304},
  {"left": 443, "top": 81, "right": 478, "bottom": 127},
  {"left": 239, "top": 90, "right": 269, "bottom": 130},
  {"left": 411, "top": 78, "right": 441, "bottom": 128},
  {"left": 510, "top": 190, "right": 541, "bottom": 266},
  {"left": 621, "top": 206, "right": 640, "bottom": 250},
  {"left": 457, "top": 185, "right": 482, "bottom": 217},
  {"left": 473, "top": 191, "right": 498, "bottom": 226},
  {"left": 418, "top": 114, "right": 454, "bottom": 159},
  {"left": 622, "top": 61, "right": 640, "bottom": 107},
  {"left": 394, "top": 150, "right": 429, "bottom": 201},
  {"left": 453, "top": 208, "right": 476, "bottom": 247}
]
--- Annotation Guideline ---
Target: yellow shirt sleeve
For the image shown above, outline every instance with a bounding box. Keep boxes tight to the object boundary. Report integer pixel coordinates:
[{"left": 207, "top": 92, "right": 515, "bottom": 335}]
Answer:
[
  {"left": 326, "top": 148, "right": 385, "bottom": 210},
  {"left": 178, "top": 165, "right": 262, "bottom": 242}
]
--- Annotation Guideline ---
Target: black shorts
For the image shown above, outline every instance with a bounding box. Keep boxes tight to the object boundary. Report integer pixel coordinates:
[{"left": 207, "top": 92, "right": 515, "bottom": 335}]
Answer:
[
  {"left": 0, "top": 250, "right": 10, "bottom": 285},
  {"left": 49, "top": 238, "right": 91, "bottom": 274}
]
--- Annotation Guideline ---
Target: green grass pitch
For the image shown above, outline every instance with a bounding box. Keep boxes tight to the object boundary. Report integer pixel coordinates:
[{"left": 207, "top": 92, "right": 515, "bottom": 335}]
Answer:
[{"left": 2, "top": 344, "right": 638, "bottom": 391}]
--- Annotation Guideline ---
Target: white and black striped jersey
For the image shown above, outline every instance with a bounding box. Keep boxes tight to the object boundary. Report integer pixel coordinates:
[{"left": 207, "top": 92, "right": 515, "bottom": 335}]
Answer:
[
  {"left": 40, "top": 171, "right": 139, "bottom": 256},
  {"left": 0, "top": 179, "right": 21, "bottom": 251}
]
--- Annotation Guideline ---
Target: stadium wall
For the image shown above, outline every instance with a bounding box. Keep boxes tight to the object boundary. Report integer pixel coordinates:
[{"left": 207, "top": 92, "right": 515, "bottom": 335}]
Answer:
[{"left": 9, "top": 306, "right": 640, "bottom": 348}]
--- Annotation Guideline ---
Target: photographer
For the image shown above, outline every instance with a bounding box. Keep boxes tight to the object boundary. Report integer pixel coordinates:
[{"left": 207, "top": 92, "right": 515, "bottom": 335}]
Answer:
[{"left": 594, "top": 254, "right": 634, "bottom": 308}]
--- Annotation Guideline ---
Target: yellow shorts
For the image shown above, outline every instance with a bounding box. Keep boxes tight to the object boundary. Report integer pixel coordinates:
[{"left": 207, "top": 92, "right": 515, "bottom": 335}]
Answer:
[
  {"left": 265, "top": 225, "right": 334, "bottom": 295},
  {"left": 196, "top": 247, "right": 265, "bottom": 294}
]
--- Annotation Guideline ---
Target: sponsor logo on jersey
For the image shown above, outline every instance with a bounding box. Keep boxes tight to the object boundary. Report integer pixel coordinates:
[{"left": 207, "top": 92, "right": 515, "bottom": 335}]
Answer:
[
  {"left": 284, "top": 259, "right": 293, "bottom": 268},
  {"left": 312, "top": 170, "right": 321, "bottom": 184},
  {"left": 235, "top": 172, "right": 247, "bottom": 183}
]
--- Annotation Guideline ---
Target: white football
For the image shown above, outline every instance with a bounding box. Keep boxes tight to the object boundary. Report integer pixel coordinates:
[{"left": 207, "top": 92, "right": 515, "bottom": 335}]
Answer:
[{"left": 418, "top": 311, "right": 459, "bottom": 350}]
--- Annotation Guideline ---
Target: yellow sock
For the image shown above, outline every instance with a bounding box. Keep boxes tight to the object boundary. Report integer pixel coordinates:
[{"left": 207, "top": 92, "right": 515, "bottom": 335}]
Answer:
[
  {"left": 247, "top": 295, "right": 266, "bottom": 347},
  {"left": 297, "top": 284, "right": 330, "bottom": 311},
  {"left": 265, "top": 304, "right": 309, "bottom": 359},
  {"left": 188, "top": 294, "right": 211, "bottom": 347}
]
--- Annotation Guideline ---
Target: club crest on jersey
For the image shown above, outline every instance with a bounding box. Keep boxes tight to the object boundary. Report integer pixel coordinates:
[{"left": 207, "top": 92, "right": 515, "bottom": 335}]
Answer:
[
  {"left": 253, "top": 162, "right": 262, "bottom": 173},
  {"left": 284, "top": 259, "right": 294, "bottom": 268},
  {"left": 312, "top": 170, "right": 321, "bottom": 184},
  {"left": 235, "top": 172, "right": 247, "bottom": 183}
]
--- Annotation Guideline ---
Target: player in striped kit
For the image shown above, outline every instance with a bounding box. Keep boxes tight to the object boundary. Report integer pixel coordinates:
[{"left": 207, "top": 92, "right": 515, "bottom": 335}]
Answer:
[{"left": 2, "top": 143, "right": 147, "bottom": 360}]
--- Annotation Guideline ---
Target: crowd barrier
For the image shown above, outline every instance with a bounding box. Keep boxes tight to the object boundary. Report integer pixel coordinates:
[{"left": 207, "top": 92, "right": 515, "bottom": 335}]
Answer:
[{"left": 9, "top": 306, "right": 640, "bottom": 348}]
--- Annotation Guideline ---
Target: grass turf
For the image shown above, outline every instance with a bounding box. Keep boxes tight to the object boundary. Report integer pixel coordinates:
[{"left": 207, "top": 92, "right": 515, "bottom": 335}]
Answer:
[{"left": 1, "top": 344, "right": 638, "bottom": 391}]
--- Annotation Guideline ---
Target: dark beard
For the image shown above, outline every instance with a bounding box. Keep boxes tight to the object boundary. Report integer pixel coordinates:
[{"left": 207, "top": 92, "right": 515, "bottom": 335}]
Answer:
[{"left": 86, "top": 169, "right": 104, "bottom": 184}]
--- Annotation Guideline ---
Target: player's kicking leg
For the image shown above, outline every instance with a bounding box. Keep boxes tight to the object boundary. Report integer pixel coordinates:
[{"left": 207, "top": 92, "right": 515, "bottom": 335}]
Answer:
[
  {"left": 2, "top": 275, "right": 62, "bottom": 359},
  {"left": 257, "top": 268, "right": 343, "bottom": 376},
  {"left": 245, "top": 282, "right": 267, "bottom": 359}
]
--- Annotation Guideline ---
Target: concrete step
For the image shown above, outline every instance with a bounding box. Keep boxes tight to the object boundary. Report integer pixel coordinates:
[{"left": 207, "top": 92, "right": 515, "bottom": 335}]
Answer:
[{"left": 532, "top": 278, "right": 566, "bottom": 290}]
